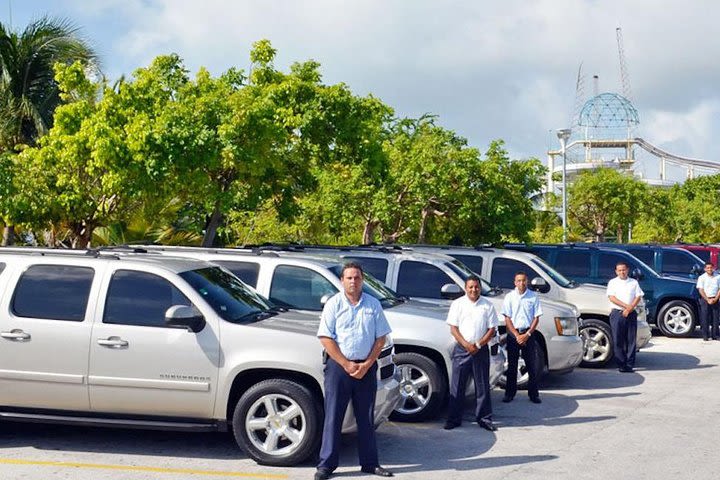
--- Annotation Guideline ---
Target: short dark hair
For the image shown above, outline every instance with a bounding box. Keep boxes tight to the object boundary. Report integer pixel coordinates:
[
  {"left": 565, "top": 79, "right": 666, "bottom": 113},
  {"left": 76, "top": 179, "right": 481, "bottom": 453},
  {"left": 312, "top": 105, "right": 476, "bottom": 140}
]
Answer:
[
  {"left": 465, "top": 274, "right": 480, "bottom": 285},
  {"left": 705, "top": 262, "right": 714, "bottom": 268},
  {"left": 514, "top": 271, "right": 527, "bottom": 279},
  {"left": 341, "top": 261, "right": 364, "bottom": 277},
  {"left": 616, "top": 261, "right": 629, "bottom": 270}
]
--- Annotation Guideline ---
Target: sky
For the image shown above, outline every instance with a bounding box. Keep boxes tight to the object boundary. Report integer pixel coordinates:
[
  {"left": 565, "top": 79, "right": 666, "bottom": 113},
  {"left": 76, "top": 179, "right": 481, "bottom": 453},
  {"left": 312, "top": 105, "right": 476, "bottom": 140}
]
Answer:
[{"left": 5, "top": 0, "right": 720, "bottom": 184}]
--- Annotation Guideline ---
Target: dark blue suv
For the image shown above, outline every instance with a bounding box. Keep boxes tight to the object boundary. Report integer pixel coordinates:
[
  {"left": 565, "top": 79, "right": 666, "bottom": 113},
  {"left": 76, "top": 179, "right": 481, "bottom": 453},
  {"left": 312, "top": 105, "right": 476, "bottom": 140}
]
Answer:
[
  {"left": 505, "top": 244, "right": 699, "bottom": 338},
  {"left": 589, "top": 243, "right": 704, "bottom": 279}
]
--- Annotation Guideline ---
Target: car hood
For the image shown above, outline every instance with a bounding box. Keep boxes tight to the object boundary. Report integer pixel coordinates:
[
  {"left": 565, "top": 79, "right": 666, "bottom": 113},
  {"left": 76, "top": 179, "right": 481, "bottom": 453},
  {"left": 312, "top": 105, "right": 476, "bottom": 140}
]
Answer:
[
  {"left": 251, "top": 310, "right": 320, "bottom": 337},
  {"left": 388, "top": 300, "right": 448, "bottom": 320}
]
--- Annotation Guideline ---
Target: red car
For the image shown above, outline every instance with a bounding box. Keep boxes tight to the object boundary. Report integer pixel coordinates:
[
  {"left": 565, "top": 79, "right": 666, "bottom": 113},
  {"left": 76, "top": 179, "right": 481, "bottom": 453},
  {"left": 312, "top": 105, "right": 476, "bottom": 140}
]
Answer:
[{"left": 674, "top": 244, "right": 720, "bottom": 268}]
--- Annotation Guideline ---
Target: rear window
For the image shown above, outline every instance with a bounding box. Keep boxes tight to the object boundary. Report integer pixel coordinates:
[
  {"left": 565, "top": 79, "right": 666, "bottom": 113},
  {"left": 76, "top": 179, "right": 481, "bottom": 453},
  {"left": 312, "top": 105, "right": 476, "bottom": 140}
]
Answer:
[
  {"left": 12, "top": 265, "right": 94, "bottom": 321},
  {"left": 691, "top": 249, "right": 712, "bottom": 263},
  {"left": 450, "top": 254, "right": 483, "bottom": 275},
  {"left": 625, "top": 248, "right": 654, "bottom": 267},
  {"left": 213, "top": 260, "right": 260, "bottom": 287},
  {"left": 553, "top": 250, "right": 591, "bottom": 277}
]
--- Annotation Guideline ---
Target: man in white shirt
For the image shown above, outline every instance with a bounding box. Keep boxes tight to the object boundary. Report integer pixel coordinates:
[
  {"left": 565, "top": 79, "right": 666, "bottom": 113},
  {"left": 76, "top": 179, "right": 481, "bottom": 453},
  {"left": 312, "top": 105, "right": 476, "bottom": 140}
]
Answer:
[
  {"left": 696, "top": 262, "right": 720, "bottom": 341},
  {"left": 607, "top": 262, "right": 644, "bottom": 372},
  {"left": 444, "top": 275, "right": 498, "bottom": 431},
  {"left": 502, "top": 271, "right": 543, "bottom": 404}
]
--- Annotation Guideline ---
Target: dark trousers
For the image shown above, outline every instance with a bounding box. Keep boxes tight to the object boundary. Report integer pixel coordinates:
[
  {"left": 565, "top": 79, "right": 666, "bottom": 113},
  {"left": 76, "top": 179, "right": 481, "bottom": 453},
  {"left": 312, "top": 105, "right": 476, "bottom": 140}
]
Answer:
[
  {"left": 446, "top": 343, "right": 492, "bottom": 425},
  {"left": 610, "top": 309, "right": 638, "bottom": 369},
  {"left": 699, "top": 299, "right": 720, "bottom": 340},
  {"left": 505, "top": 332, "right": 539, "bottom": 400},
  {"left": 317, "top": 359, "right": 378, "bottom": 472}
]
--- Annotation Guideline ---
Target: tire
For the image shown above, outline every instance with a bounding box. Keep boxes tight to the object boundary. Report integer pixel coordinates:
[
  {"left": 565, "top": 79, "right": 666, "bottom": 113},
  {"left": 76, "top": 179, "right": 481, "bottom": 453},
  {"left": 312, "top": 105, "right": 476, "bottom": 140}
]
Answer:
[
  {"left": 497, "top": 334, "right": 546, "bottom": 390},
  {"left": 232, "top": 379, "right": 322, "bottom": 466},
  {"left": 657, "top": 300, "right": 696, "bottom": 337},
  {"left": 579, "top": 318, "right": 614, "bottom": 368},
  {"left": 389, "top": 352, "right": 446, "bottom": 422}
]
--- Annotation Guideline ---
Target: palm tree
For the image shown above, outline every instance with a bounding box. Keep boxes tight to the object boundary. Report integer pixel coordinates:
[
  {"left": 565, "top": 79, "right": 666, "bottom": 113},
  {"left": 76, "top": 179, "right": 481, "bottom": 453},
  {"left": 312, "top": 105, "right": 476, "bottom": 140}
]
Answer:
[{"left": 0, "top": 15, "right": 98, "bottom": 244}]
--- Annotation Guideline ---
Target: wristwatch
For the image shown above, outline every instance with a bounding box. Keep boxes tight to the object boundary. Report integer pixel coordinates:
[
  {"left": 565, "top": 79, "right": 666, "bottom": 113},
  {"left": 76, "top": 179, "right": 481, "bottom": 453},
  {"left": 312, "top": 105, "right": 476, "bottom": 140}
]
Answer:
[{"left": 526, "top": 331, "right": 532, "bottom": 337}]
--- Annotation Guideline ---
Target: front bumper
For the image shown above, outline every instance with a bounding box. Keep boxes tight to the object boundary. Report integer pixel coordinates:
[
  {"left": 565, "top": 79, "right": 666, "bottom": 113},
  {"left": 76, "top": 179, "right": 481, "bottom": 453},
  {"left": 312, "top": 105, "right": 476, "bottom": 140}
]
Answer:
[
  {"left": 341, "top": 349, "right": 400, "bottom": 433},
  {"left": 547, "top": 335, "right": 584, "bottom": 373},
  {"left": 636, "top": 319, "right": 653, "bottom": 349}
]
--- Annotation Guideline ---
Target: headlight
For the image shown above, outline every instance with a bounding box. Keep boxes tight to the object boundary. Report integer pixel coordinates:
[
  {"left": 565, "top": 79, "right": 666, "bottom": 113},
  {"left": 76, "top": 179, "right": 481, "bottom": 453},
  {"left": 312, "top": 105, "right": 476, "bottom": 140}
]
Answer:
[{"left": 555, "top": 316, "right": 578, "bottom": 336}]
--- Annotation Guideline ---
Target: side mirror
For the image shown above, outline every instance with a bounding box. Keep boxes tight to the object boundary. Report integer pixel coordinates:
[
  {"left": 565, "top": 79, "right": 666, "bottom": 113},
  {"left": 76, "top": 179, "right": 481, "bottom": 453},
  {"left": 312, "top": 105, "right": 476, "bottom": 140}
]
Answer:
[
  {"left": 530, "top": 277, "right": 549, "bottom": 293},
  {"left": 440, "top": 283, "right": 463, "bottom": 299},
  {"left": 631, "top": 268, "right": 644, "bottom": 280},
  {"left": 691, "top": 264, "right": 703, "bottom": 275},
  {"left": 320, "top": 294, "right": 333, "bottom": 306},
  {"left": 165, "top": 305, "right": 205, "bottom": 333}
]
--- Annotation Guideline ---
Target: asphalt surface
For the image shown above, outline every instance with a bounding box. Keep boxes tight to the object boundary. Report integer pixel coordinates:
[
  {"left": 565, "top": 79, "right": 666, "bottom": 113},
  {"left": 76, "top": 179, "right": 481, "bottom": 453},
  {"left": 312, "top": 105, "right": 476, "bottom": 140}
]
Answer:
[{"left": 1, "top": 333, "right": 719, "bottom": 480}]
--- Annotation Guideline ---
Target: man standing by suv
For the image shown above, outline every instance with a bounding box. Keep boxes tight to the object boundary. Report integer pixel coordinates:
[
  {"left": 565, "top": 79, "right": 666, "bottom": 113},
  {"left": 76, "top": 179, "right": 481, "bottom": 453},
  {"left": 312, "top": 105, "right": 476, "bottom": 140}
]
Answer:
[
  {"left": 607, "top": 262, "right": 644, "bottom": 372},
  {"left": 696, "top": 262, "right": 720, "bottom": 341},
  {"left": 502, "top": 271, "right": 542, "bottom": 404},
  {"left": 316, "top": 262, "right": 393, "bottom": 480},
  {"left": 443, "top": 275, "right": 498, "bottom": 431}
]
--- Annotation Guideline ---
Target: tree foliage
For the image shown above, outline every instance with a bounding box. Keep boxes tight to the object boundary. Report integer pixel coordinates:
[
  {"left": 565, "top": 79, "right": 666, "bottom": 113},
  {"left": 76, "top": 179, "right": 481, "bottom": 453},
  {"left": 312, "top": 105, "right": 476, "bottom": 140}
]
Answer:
[{"left": 568, "top": 168, "right": 648, "bottom": 242}]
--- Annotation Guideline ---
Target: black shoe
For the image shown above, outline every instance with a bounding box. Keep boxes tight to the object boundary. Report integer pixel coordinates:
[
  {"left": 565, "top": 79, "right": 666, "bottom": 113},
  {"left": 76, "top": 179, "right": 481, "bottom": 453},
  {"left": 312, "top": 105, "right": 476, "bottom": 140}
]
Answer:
[
  {"left": 315, "top": 468, "right": 332, "bottom": 480},
  {"left": 443, "top": 421, "right": 460, "bottom": 430},
  {"left": 478, "top": 420, "right": 498, "bottom": 431},
  {"left": 529, "top": 396, "right": 542, "bottom": 404},
  {"left": 619, "top": 367, "right": 634, "bottom": 373},
  {"left": 704, "top": 338, "right": 710, "bottom": 342},
  {"left": 501, "top": 396, "right": 513, "bottom": 403},
  {"left": 361, "top": 466, "right": 394, "bottom": 477}
]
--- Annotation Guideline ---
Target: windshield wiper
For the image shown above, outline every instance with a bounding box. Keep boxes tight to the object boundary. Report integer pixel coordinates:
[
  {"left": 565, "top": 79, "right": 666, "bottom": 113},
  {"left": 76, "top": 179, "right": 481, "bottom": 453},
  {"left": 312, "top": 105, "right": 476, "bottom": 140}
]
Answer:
[{"left": 236, "top": 310, "right": 275, "bottom": 323}]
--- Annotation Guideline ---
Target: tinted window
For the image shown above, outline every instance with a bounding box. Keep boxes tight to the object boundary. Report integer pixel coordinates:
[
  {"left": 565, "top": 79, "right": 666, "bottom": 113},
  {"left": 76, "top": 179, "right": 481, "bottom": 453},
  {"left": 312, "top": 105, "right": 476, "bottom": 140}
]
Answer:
[
  {"left": 625, "top": 248, "right": 654, "bottom": 267},
  {"left": 598, "top": 252, "right": 635, "bottom": 280},
  {"left": 270, "top": 265, "right": 338, "bottom": 311},
  {"left": 104, "top": 270, "right": 191, "bottom": 327},
  {"left": 181, "top": 267, "right": 273, "bottom": 322},
  {"left": 451, "top": 254, "right": 483, "bottom": 275},
  {"left": 491, "top": 258, "right": 542, "bottom": 289},
  {"left": 343, "top": 256, "right": 388, "bottom": 283},
  {"left": 662, "top": 249, "right": 696, "bottom": 274},
  {"left": 396, "top": 261, "right": 455, "bottom": 299},
  {"left": 529, "top": 248, "right": 552, "bottom": 262},
  {"left": 327, "top": 265, "right": 401, "bottom": 308},
  {"left": 213, "top": 260, "right": 260, "bottom": 287},
  {"left": 692, "top": 249, "right": 712, "bottom": 263},
  {"left": 553, "top": 250, "right": 591, "bottom": 277},
  {"left": 0, "top": 262, "right": 5, "bottom": 274},
  {"left": 12, "top": 265, "right": 94, "bottom": 321}
]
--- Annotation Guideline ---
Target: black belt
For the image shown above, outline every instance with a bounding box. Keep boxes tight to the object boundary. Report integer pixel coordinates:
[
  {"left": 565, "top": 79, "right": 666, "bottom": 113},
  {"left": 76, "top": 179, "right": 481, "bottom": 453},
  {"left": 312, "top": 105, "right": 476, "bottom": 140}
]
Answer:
[{"left": 517, "top": 328, "right": 530, "bottom": 334}]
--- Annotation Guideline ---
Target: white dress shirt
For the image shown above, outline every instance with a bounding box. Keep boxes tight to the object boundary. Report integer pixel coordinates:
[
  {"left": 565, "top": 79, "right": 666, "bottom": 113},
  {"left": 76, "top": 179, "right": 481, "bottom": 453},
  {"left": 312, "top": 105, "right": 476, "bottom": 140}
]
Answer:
[
  {"left": 696, "top": 272, "right": 720, "bottom": 298},
  {"left": 446, "top": 295, "right": 498, "bottom": 344},
  {"left": 606, "top": 277, "right": 644, "bottom": 311}
]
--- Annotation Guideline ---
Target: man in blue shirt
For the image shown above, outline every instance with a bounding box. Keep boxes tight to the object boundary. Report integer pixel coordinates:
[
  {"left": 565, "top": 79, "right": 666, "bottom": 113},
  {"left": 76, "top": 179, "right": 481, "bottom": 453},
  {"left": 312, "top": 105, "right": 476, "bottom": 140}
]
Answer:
[
  {"left": 316, "top": 262, "right": 393, "bottom": 480},
  {"left": 502, "top": 271, "right": 543, "bottom": 404}
]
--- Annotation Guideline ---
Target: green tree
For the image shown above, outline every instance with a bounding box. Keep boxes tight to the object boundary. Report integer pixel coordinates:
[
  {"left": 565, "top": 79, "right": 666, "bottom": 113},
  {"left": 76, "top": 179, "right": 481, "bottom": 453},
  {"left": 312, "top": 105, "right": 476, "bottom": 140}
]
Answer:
[
  {"left": 0, "top": 16, "right": 97, "bottom": 244},
  {"left": 448, "top": 141, "right": 546, "bottom": 244},
  {"left": 567, "top": 168, "right": 648, "bottom": 242}
]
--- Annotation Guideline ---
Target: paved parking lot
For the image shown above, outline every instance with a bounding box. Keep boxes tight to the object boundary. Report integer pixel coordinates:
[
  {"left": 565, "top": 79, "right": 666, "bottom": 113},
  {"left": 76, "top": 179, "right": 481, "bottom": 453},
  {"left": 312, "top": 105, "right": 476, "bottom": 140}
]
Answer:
[{"left": 2, "top": 334, "right": 719, "bottom": 480}]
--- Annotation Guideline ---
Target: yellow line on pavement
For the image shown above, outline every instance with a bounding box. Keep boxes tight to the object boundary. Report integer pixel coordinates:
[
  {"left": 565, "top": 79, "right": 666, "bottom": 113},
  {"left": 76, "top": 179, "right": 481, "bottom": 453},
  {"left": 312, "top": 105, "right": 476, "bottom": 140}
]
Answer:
[{"left": 0, "top": 458, "right": 289, "bottom": 478}]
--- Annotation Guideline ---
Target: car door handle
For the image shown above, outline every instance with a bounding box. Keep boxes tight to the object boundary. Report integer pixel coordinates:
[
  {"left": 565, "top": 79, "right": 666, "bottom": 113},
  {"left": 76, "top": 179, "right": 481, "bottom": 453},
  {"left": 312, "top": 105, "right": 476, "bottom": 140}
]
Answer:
[
  {"left": 1, "top": 329, "right": 31, "bottom": 341},
  {"left": 97, "top": 337, "right": 129, "bottom": 348}
]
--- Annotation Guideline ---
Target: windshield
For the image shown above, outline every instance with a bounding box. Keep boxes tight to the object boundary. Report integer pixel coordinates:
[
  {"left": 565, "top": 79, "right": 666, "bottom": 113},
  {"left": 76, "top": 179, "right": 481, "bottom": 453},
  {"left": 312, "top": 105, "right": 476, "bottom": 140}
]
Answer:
[
  {"left": 445, "top": 260, "right": 492, "bottom": 295},
  {"left": 328, "top": 265, "right": 402, "bottom": 308},
  {"left": 180, "top": 267, "right": 275, "bottom": 323},
  {"left": 531, "top": 258, "right": 575, "bottom": 288}
]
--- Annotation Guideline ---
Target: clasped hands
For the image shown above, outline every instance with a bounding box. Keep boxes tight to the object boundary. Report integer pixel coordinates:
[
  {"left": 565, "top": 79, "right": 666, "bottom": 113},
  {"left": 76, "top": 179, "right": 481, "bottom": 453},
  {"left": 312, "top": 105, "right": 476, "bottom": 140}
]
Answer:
[{"left": 343, "top": 360, "right": 372, "bottom": 379}]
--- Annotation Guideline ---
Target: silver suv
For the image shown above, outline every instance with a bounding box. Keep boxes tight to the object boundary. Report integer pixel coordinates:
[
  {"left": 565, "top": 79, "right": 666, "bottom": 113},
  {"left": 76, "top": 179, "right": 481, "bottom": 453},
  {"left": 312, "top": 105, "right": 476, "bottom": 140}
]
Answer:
[
  {"left": 410, "top": 246, "right": 652, "bottom": 368},
  {"left": 134, "top": 245, "right": 506, "bottom": 422},
  {"left": 261, "top": 246, "right": 583, "bottom": 388},
  {"left": 0, "top": 249, "right": 398, "bottom": 466}
]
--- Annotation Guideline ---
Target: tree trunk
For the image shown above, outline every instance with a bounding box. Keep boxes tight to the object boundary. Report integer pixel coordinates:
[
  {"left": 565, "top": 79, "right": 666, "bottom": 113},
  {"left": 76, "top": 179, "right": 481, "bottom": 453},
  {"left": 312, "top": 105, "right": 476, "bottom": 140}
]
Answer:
[
  {"left": 362, "top": 219, "right": 378, "bottom": 245},
  {"left": 2, "top": 225, "right": 15, "bottom": 246},
  {"left": 202, "top": 202, "right": 223, "bottom": 247},
  {"left": 418, "top": 207, "right": 431, "bottom": 244}
]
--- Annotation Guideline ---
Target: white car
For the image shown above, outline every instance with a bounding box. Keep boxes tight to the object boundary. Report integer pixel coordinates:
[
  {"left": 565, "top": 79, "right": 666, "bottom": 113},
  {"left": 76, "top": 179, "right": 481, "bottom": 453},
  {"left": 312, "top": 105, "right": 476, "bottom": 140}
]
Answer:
[
  {"left": 0, "top": 248, "right": 399, "bottom": 466},
  {"left": 410, "top": 245, "right": 653, "bottom": 368},
  {"left": 133, "top": 245, "right": 506, "bottom": 422}
]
